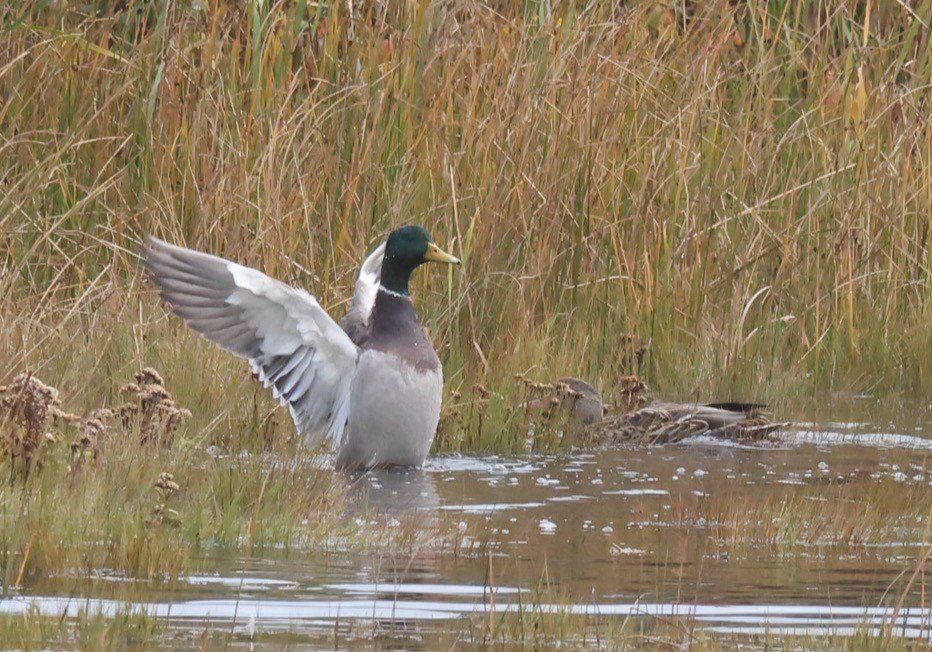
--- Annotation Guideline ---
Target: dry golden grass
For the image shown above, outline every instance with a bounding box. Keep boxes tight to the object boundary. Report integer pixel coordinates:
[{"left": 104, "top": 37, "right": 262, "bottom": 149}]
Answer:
[{"left": 2, "top": 2, "right": 930, "bottom": 447}]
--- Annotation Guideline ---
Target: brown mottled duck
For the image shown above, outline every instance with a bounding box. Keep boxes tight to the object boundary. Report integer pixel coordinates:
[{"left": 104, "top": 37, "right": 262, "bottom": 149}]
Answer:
[{"left": 543, "top": 377, "right": 788, "bottom": 447}]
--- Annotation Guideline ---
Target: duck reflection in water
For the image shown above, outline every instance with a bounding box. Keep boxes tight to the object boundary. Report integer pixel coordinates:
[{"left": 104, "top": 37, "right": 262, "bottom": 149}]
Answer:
[{"left": 344, "top": 467, "right": 442, "bottom": 517}]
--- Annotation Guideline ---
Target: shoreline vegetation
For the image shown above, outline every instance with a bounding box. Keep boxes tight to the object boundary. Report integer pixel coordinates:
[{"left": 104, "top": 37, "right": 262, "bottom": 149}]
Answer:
[
  {"left": 1, "top": 1, "right": 930, "bottom": 647},
  {"left": 2, "top": 2, "right": 929, "bottom": 419}
]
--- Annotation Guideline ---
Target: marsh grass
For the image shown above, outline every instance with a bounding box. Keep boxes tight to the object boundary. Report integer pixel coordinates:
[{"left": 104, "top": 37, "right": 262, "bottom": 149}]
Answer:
[
  {"left": 0, "top": 606, "right": 163, "bottom": 651},
  {"left": 0, "top": 1, "right": 930, "bottom": 646},
  {"left": 1, "top": 1, "right": 929, "bottom": 438},
  {"left": 0, "top": 360, "right": 452, "bottom": 591},
  {"left": 0, "top": 394, "right": 343, "bottom": 584},
  {"left": 0, "top": 607, "right": 917, "bottom": 651},
  {"left": 463, "top": 581, "right": 922, "bottom": 650}
]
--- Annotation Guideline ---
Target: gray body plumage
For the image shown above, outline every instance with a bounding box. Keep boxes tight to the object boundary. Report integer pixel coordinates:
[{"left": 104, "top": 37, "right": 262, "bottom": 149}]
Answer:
[
  {"left": 142, "top": 234, "right": 451, "bottom": 470},
  {"left": 339, "top": 348, "right": 442, "bottom": 469},
  {"left": 339, "top": 289, "right": 443, "bottom": 469}
]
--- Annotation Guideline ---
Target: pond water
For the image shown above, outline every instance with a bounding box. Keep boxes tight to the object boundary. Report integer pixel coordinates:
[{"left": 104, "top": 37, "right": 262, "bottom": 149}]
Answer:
[{"left": 2, "top": 400, "right": 931, "bottom": 648}]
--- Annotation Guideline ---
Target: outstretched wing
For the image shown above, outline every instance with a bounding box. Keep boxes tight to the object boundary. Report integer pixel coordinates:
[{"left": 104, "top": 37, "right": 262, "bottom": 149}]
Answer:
[
  {"left": 142, "top": 236, "right": 358, "bottom": 445},
  {"left": 339, "top": 241, "right": 385, "bottom": 345}
]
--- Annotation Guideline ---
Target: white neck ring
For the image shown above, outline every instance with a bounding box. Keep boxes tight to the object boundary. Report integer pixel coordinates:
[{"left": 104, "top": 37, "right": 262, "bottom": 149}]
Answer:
[{"left": 378, "top": 285, "right": 410, "bottom": 300}]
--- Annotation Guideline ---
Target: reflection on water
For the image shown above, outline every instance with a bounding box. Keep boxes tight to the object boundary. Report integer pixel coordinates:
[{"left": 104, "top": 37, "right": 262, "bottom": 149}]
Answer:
[
  {"left": 345, "top": 468, "right": 442, "bottom": 515},
  {"left": 3, "top": 401, "right": 931, "bottom": 647},
  {"left": 1, "top": 595, "right": 929, "bottom": 638}
]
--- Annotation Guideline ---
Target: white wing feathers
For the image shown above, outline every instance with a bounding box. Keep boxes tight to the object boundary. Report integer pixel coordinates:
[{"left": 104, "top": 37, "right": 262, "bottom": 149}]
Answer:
[
  {"left": 339, "top": 241, "right": 385, "bottom": 344},
  {"left": 142, "top": 236, "right": 358, "bottom": 445}
]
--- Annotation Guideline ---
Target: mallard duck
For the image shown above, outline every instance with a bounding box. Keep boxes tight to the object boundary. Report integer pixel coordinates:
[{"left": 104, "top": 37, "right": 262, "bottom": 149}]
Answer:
[
  {"left": 142, "top": 226, "right": 459, "bottom": 470},
  {"left": 543, "top": 377, "right": 786, "bottom": 446}
]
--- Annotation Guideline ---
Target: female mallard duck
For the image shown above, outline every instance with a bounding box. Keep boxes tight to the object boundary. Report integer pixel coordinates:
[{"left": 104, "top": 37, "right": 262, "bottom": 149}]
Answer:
[
  {"left": 143, "top": 226, "right": 459, "bottom": 470},
  {"left": 545, "top": 377, "right": 786, "bottom": 446}
]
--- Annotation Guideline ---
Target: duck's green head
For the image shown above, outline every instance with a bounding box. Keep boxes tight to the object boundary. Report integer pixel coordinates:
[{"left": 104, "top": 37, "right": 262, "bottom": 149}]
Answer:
[{"left": 381, "top": 226, "right": 459, "bottom": 296}]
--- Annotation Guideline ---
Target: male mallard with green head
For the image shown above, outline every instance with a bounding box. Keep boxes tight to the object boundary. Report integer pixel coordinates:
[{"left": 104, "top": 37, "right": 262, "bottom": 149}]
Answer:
[{"left": 142, "top": 226, "right": 459, "bottom": 470}]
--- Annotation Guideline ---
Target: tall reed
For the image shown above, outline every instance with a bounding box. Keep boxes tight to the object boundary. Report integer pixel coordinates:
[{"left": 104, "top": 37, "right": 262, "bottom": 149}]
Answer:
[{"left": 1, "top": 1, "right": 929, "bottom": 452}]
